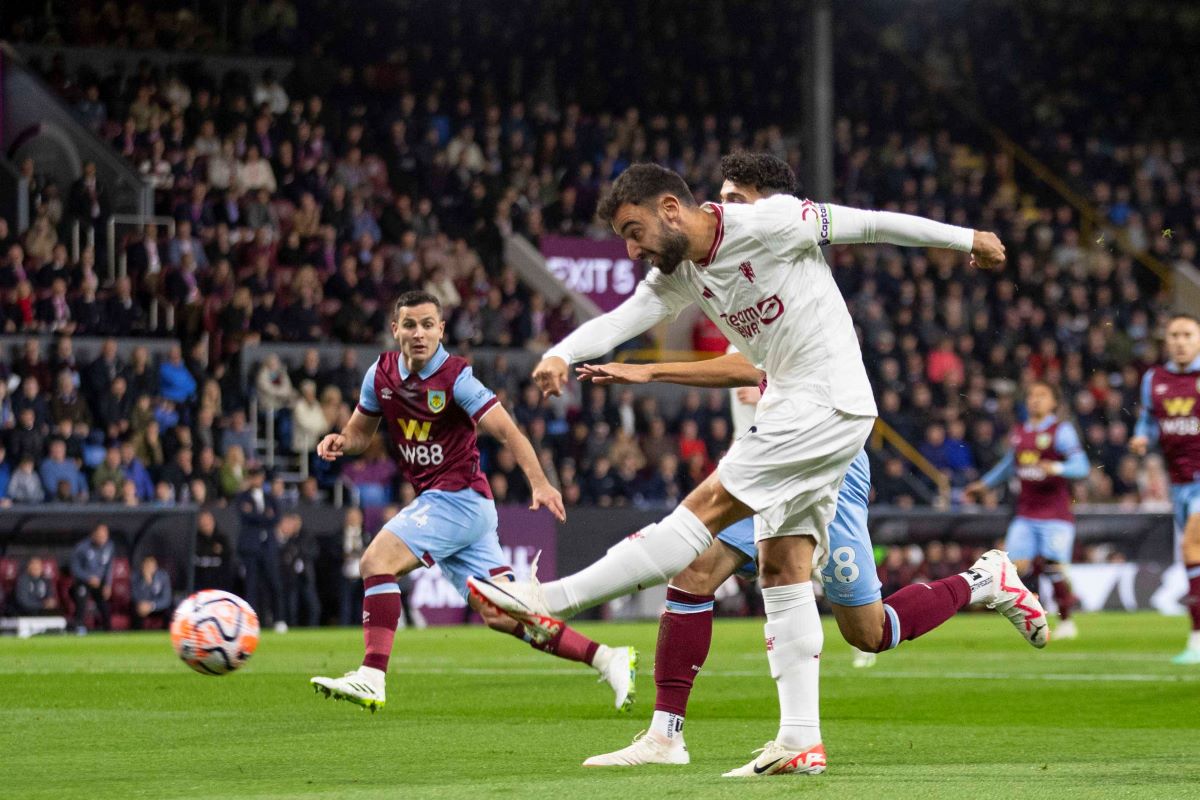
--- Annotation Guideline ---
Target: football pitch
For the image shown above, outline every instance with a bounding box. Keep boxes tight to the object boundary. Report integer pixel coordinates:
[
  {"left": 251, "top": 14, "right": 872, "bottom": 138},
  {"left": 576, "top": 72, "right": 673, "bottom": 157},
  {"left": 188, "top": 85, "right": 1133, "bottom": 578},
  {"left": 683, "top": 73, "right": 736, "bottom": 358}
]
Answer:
[{"left": 2, "top": 613, "right": 1198, "bottom": 799}]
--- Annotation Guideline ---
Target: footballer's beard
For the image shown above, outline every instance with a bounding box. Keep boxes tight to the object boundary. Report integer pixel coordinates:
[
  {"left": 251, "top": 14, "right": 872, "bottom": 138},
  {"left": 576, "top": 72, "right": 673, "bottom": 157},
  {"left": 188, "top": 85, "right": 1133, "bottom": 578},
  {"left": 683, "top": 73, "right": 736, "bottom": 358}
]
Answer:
[{"left": 653, "top": 227, "right": 691, "bottom": 275}]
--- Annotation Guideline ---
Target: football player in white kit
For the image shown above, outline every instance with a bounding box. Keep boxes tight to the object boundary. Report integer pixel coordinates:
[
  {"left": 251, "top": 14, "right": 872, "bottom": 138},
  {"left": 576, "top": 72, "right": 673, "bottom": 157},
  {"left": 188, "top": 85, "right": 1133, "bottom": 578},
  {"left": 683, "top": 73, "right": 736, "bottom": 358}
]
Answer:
[
  {"left": 571, "top": 154, "right": 1045, "bottom": 769},
  {"left": 470, "top": 163, "right": 1045, "bottom": 776}
]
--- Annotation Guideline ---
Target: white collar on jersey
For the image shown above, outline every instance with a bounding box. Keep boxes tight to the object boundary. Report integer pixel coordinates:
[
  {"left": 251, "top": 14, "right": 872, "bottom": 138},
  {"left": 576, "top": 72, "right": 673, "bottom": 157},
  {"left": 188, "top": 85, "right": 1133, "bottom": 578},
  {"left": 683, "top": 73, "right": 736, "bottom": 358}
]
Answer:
[
  {"left": 1166, "top": 355, "right": 1200, "bottom": 374},
  {"left": 399, "top": 344, "right": 449, "bottom": 380}
]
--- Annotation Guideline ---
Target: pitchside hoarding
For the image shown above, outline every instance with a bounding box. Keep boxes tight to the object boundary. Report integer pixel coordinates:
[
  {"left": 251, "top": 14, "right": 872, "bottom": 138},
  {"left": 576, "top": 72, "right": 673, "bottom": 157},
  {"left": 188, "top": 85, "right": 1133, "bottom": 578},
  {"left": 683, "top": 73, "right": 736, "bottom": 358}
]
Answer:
[{"left": 541, "top": 235, "right": 641, "bottom": 312}]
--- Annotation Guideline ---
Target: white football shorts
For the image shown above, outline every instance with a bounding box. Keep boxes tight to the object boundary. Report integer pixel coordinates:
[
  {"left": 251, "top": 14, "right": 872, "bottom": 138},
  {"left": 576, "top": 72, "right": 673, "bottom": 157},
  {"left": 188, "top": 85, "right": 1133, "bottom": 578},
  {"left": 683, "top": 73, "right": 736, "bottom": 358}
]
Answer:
[{"left": 716, "top": 391, "right": 875, "bottom": 569}]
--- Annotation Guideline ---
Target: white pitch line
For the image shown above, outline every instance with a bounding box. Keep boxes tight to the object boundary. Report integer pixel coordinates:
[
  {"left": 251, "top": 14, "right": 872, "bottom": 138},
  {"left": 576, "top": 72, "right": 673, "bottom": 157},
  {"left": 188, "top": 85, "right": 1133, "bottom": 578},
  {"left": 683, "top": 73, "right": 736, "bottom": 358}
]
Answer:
[{"left": 367, "top": 666, "right": 1198, "bottom": 683}]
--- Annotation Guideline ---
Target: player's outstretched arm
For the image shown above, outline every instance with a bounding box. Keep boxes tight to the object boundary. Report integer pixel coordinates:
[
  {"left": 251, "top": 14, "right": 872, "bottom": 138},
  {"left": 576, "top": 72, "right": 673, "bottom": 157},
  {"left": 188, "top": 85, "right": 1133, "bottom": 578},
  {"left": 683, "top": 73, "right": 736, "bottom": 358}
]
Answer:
[
  {"left": 534, "top": 281, "right": 688, "bottom": 397},
  {"left": 316, "top": 409, "right": 381, "bottom": 462},
  {"left": 832, "top": 205, "right": 1004, "bottom": 268},
  {"left": 964, "top": 450, "right": 1015, "bottom": 500},
  {"left": 576, "top": 351, "right": 764, "bottom": 389},
  {"left": 476, "top": 404, "right": 566, "bottom": 521}
]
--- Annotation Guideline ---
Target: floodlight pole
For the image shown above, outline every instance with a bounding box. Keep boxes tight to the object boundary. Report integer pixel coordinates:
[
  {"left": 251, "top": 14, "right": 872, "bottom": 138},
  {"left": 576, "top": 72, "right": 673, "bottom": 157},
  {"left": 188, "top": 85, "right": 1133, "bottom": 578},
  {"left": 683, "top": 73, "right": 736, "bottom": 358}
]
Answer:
[{"left": 807, "top": 0, "right": 835, "bottom": 201}]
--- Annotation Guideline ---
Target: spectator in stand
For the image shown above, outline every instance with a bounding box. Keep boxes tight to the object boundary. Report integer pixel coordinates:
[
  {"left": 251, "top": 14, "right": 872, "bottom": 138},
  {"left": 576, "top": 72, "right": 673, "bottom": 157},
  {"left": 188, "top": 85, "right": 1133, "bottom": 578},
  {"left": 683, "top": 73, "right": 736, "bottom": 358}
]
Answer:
[
  {"left": 291, "top": 380, "right": 328, "bottom": 457},
  {"left": 51, "top": 370, "right": 91, "bottom": 427},
  {"left": 39, "top": 438, "right": 88, "bottom": 500},
  {"left": 236, "top": 464, "right": 285, "bottom": 631},
  {"left": 15, "top": 557, "right": 58, "bottom": 615},
  {"left": 7, "top": 457, "right": 44, "bottom": 503},
  {"left": 278, "top": 512, "right": 319, "bottom": 627},
  {"left": 70, "top": 523, "right": 113, "bottom": 633},
  {"left": 194, "top": 509, "right": 233, "bottom": 591},
  {"left": 118, "top": 440, "right": 155, "bottom": 501},
  {"left": 131, "top": 554, "right": 173, "bottom": 629},
  {"left": 256, "top": 353, "right": 297, "bottom": 450},
  {"left": 159, "top": 345, "right": 197, "bottom": 404},
  {"left": 339, "top": 507, "right": 366, "bottom": 626}
]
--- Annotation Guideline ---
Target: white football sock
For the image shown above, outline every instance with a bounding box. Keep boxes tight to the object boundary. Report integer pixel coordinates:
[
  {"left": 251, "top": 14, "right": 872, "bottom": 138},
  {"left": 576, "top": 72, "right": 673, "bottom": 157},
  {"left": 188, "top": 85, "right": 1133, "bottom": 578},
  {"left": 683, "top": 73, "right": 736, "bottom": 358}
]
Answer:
[
  {"left": 960, "top": 567, "right": 995, "bottom": 605},
  {"left": 650, "top": 710, "right": 685, "bottom": 743},
  {"left": 762, "top": 582, "right": 823, "bottom": 751},
  {"left": 543, "top": 506, "right": 714, "bottom": 616},
  {"left": 591, "top": 644, "right": 614, "bottom": 673},
  {"left": 1188, "top": 631, "right": 1200, "bottom": 651}
]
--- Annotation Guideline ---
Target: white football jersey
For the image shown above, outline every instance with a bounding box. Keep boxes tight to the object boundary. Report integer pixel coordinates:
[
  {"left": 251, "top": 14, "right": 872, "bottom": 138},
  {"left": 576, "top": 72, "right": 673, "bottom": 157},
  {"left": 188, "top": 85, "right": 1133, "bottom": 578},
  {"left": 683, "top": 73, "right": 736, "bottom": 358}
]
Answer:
[{"left": 646, "top": 195, "right": 877, "bottom": 417}]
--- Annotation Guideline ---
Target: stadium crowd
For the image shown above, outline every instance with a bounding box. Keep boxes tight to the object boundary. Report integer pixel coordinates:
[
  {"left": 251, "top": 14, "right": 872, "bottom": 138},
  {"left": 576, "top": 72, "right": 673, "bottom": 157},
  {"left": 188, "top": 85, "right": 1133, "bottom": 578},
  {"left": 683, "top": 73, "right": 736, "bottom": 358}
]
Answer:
[{"left": 0, "top": 1, "right": 1192, "bottom": 624}]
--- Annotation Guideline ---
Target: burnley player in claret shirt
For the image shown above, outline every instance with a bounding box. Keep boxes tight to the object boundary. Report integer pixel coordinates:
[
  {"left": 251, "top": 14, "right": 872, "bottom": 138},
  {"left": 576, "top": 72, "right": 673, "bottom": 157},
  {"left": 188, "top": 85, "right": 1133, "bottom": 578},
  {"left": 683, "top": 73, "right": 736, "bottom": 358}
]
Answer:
[
  {"left": 1131, "top": 313, "right": 1200, "bottom": 665},
  {"left": 309, "top": 291, "right": 637, "bottom": 712},
  {"left": 967, "top": 381, "right": 1089, "bottom": 642}
]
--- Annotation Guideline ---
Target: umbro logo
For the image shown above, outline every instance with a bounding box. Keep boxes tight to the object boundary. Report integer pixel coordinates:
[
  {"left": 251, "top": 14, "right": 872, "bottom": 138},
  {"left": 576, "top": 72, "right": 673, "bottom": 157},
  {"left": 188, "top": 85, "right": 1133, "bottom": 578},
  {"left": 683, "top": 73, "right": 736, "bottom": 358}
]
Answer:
[
  {"left": 381, "top": 388, "right": 393, "bottom": 400},
  {"left": 1155, "top": 384, "right": 1167, "bottom": 394}
]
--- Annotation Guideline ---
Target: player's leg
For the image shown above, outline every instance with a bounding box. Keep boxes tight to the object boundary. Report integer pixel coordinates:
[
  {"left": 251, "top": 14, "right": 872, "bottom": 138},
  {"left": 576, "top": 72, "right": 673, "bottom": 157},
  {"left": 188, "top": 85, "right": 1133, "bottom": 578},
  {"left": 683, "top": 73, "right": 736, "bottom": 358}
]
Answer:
[
  {"left": 468, "top": 469, "right": 750, "bottom": 636},
  {"left": 1005, "top": 517, "right": 1038, "bottom": 592},
  {"left": 310, "top": 500, "right": 428, "bottom": 711},
  {"left": 724, "top": 525, "right": 828, "bottom": 777},
  {"left": 441, "top": 521, "right": 639, "bottom": 712},
  {"left": 1173, "top": 486, "right": 1200, "bottom": 664},
  {"left": 584, "top": 532, "right": 751, "bottom": 766},
  {"left": 1039, "top": 521, "right": 1078, "bottom": 639}
]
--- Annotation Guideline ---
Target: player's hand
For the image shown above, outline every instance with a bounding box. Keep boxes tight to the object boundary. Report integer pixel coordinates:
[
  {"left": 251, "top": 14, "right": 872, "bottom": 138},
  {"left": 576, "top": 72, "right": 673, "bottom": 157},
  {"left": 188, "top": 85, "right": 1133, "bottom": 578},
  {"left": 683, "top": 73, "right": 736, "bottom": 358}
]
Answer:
[
  {"left": 962, "top": 480, "right": 987, "bottom": 501},
  {"left": 532, "top": 356, "right": 569, "bottom": 398},
  {"left": 735, "top": 386, "right": 762, "bottom": 405},
  {"left": 529, "top": 482, "right": 566, "bottom": 522},
  {"left": 970, "top": 231, "right": 1006, "bottom": 270},
  {"left": 1038, "top": 460, "right": 1063, "bottom": 476},
  {"left": 576, "top": 362, "right": 652, "bottom": 385},
  {"left": 1129, "top": 436, "right": 1149, "bottom": 456},
  {"left": 317, "top": 433, "right": 346, "bottom": 461}
]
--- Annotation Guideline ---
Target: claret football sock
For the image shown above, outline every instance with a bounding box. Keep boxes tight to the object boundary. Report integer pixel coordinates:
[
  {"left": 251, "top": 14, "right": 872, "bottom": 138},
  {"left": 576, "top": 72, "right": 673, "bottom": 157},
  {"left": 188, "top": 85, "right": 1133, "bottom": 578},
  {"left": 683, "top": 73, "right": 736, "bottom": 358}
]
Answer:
[
  {"left": 875, "top": 574, "right": 972, "bottom": 653},
  {"left": 653, "top": 586, "right": 715, "bottom": 718},
  {"left": 361, "top": 575, "right": 402, "bottom": 672}
]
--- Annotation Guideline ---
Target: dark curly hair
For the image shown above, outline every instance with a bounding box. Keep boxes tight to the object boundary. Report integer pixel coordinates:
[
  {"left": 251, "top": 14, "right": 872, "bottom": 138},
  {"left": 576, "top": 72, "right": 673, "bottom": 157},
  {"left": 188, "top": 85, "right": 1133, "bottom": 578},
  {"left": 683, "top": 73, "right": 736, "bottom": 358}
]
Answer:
[
  {"left": 719, "top": 152, "right": 797, "bottom": 196},
  {"left": 596, "top": 163, "right": 697, "bottom": 225}
]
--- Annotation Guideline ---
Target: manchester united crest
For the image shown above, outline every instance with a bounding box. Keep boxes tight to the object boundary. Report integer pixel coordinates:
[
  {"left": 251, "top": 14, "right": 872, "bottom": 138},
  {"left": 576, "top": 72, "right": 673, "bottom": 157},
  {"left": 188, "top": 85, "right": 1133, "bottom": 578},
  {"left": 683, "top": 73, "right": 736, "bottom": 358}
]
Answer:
[{"left": 427, "top": 390, "right": 446, "bottom": 413}]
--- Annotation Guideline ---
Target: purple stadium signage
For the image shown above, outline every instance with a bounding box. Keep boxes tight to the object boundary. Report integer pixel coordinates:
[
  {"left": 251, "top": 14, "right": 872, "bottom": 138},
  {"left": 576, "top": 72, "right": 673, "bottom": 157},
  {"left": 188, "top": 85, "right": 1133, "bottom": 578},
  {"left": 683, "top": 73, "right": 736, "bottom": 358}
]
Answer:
[
  {"left": 541, "top": 235, "right": 640, "bottom": 312},
  {"left": 406, "top": 506, "right": 558, "bottom": 626}
]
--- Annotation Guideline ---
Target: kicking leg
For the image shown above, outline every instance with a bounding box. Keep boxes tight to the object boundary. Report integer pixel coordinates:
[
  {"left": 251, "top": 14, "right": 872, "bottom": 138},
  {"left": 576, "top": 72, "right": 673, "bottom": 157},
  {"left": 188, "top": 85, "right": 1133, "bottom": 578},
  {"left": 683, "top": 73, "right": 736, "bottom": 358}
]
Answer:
[{"left": 469, "top": 471, "right": 751, "bottom": 635}]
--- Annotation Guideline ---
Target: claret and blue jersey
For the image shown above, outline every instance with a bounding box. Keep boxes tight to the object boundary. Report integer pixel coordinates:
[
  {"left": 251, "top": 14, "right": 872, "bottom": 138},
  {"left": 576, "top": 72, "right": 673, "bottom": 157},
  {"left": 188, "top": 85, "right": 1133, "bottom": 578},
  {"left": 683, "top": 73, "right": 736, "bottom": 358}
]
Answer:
[
  {"left": 357, "top": 344, "right": 513, "bottom": 598},
  {"left": 1135, "top": 355, "right": 1200, "bottom": 530},
  {"left": 981, "top": 415, "right": 1089, "bottom": 563}
]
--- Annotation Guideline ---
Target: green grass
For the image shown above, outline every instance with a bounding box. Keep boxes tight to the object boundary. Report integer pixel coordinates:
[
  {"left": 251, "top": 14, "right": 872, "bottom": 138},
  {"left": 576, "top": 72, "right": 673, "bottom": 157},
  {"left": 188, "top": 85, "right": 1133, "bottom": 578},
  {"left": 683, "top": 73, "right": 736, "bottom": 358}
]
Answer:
[{"left": 2, "top": 613, "right": 1199, "bottom": 799}]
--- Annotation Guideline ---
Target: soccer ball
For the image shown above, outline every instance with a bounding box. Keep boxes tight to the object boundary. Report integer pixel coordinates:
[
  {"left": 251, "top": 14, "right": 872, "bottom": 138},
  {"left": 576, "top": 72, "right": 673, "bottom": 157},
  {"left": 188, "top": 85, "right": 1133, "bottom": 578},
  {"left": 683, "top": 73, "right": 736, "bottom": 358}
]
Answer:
[{"left": 170, "top": 590, "right": 260, "bottom": 676}]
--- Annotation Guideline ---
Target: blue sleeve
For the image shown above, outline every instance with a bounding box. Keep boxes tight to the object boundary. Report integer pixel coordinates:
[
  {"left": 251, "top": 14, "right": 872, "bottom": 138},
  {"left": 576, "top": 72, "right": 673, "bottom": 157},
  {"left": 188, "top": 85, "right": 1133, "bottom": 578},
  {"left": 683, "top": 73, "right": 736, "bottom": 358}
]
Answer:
[
  {"left": 1133, "top": 369, "right": 1159, "bottom": 443},
  {"left": 356, "top": 359, "right": 381, "bottom": 415},
  {"left": 980, "top": 450, "right": 1015, "bottom": 488},
  {"left": 453, "top": 366, "right": 498, "bottom": 421},
  {"left": 1054, "top": 423, "right": 1090, "bottom": 479}
]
